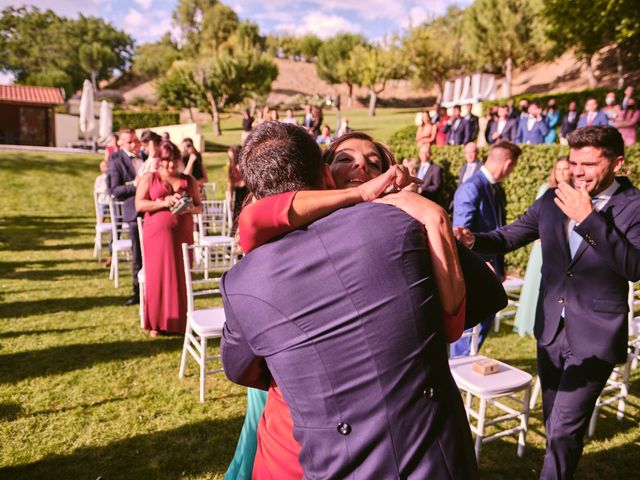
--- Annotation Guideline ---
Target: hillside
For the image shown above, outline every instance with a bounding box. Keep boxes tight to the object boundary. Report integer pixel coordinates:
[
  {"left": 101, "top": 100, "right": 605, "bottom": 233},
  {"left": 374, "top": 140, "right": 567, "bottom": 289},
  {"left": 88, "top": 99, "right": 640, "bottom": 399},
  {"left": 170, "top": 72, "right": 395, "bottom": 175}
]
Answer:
[{"left": 121, "top": 47, "right": 638, "bottom": 110}]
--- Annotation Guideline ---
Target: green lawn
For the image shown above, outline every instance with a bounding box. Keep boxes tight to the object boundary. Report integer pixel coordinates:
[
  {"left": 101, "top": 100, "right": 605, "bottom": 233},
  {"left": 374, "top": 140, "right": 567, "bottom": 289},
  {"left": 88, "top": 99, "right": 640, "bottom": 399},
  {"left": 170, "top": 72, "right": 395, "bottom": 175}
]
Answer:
[{"left": 1, "top": 146, "right": 639, "bottom": 479}]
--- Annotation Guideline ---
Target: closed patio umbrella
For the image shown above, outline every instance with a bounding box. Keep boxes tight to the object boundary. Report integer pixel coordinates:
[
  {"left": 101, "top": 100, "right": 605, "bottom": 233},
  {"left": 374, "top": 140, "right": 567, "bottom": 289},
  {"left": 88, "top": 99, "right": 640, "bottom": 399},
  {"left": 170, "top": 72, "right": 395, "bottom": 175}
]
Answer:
[
  {"left": 98, "top": 100, "right": 112, "bottom": 142},
  {"left": 79, "top": 79, "right": 95, "bottom": 148}
]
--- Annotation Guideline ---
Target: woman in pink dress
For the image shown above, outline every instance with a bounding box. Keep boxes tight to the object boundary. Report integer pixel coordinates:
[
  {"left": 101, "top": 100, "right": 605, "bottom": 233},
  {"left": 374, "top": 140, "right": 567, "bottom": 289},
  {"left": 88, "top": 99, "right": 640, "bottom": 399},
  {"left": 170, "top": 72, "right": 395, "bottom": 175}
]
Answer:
[{"left": 135, "top": 141, "right": 202, "bottom": 336}]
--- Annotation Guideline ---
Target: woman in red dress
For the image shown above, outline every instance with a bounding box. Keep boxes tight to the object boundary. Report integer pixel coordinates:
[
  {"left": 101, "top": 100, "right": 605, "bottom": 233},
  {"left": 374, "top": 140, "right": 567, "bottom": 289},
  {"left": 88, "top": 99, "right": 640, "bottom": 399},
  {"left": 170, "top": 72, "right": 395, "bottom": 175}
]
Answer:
[{"left": 135, "top": 141, "right": 201, "bottom": 336}]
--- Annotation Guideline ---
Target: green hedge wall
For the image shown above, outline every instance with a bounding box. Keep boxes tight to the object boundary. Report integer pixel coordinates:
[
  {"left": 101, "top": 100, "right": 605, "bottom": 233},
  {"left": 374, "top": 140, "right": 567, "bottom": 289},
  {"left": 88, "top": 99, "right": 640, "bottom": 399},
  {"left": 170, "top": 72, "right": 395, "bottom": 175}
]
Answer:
[
  {"left": 388, "top": 125, "right": 640, "bottom": 275},
  {"left": 112, "top": 111, "right": 180, "bottom": 132}
]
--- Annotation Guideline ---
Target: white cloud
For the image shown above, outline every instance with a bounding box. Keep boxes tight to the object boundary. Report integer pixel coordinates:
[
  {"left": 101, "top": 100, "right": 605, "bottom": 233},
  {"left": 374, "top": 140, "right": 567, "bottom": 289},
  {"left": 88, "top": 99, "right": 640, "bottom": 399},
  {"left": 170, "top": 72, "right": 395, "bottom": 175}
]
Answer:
[
  {"left": 134, "top": 0, "right": 153, "bottom": 10},
  {"left": 275, "top": 12, "right": 363, "bottom": 39}
]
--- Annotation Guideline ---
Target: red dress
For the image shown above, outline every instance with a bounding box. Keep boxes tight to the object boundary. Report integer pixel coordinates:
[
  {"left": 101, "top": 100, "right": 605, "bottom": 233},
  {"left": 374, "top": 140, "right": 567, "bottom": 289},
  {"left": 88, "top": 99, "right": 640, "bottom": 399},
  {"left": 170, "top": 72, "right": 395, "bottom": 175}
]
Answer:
[
  {"left": 238, "top": 192, "right": 465, "bottom": 479},
  {"left": 436, "top": 115, "right": 449, "bottom": 147},
  {"left": 142, "top": 173, "right": 194, "bottom": 334}
]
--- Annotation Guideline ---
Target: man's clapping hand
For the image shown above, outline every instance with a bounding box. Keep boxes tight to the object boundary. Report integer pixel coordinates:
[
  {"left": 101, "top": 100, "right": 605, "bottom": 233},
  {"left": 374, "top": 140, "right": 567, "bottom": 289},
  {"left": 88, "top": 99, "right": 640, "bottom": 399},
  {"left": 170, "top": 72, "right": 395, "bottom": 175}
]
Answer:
[{"left": 453, "top": 226, "right": 475, "bottom": 248}]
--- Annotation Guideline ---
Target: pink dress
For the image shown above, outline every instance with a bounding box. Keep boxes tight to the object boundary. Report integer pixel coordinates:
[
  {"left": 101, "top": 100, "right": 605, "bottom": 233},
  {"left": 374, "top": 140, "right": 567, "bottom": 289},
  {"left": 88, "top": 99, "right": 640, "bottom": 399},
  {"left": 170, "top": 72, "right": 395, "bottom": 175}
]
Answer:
[{"left": 143, "top": 173, "right": 195, "bottom": 334}]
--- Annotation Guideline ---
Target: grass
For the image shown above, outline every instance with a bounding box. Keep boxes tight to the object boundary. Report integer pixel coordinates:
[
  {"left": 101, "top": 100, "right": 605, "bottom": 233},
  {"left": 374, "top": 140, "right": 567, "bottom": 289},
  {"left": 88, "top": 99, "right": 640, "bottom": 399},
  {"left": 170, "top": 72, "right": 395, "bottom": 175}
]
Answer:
[{"left": 1, "top": 131, "right": 639, "bottom": 479}]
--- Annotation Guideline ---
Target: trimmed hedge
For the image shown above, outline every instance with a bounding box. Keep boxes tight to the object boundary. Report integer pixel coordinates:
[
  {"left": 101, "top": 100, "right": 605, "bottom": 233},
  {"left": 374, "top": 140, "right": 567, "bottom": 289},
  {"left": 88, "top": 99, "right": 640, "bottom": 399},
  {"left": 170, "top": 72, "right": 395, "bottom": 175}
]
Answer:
[
  {"left": 112, "top": 111, "right": 180, "bottom": 132},
  {"left": 388, "top": 125, "right": 640, "bottom": 275}
]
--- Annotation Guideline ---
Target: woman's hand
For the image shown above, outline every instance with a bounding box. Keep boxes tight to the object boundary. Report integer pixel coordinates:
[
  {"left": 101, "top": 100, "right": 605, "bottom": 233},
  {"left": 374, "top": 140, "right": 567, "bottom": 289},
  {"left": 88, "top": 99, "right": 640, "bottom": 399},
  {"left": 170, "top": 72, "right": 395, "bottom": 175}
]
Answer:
[
  {"left": 161, "top": 193, "right": 182, "bottom": 208},
  {"left": 373, "top": 190, "right": 445, "bottom": 224},
  {"left": 357, "top": 165, "right": 421, "bottom": 202}
]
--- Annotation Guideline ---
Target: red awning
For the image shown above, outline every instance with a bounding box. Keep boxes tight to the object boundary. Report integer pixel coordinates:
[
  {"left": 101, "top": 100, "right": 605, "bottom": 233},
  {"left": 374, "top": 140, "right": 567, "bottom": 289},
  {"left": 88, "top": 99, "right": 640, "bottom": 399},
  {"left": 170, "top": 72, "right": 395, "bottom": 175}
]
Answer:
[{"left": 0, "top": 84, "right": 65, "bottom": 106}]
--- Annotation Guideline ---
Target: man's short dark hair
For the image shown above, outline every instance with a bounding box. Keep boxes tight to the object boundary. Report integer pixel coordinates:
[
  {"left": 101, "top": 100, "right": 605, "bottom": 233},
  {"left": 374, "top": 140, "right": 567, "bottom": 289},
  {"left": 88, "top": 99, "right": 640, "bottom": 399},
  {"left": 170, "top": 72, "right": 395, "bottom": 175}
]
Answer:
[
  {"left": 119, "top": 127, "right": 135, "bottom": 136},
  {"left": 491, "top": 139, "right": 522, "bottom": 161},
  {"left": 239, "top": 121, "right": 324, "bottom": 199},
  {"left": 567, "top": 126, "right": 624, "bottom": 162}
]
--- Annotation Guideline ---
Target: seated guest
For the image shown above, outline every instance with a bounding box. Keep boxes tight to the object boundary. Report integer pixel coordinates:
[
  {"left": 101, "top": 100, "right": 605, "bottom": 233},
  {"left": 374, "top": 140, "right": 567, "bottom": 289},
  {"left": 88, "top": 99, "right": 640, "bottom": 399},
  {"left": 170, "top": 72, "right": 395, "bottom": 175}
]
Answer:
[
  {"left": 282, "top": 108, "right": 298, "bottom": 125},
  {"left": 181, "top": 138, "right": 208, "bottom": 188},
  {"left": 316, "top": 124, "right": 333, "bottom": 145},
  {"left": 515, "top": 101, "right": 549, "bottom": 144},
  {"left": 601, "top": 91, "right": 621, "bottom": 126},
  {"left": 459, "top": 142, "right": 482, "bottom": 184},
  {"left": 416, "top": 143, "right": 443, "bottom": 203},
  {"left": 488, "top": 104, "right": 518, "bottom": 143},
  {"left": 616, "top": 98, "right": 640, "bottom": 146},
  {"left": 577, "top": 98, "right": 609, "bottom": 127},
  {"left": 560, "top": 100, "right": 579, "bottom": 143},
  {"left": 135, "top": 141, "right": 202, "bottom": 336},
  {"left": 444, "top": 105, "right": 466, "bottom": 145},
  {"left": 544, "top": 98, "right": 560, "bottom": 144}
]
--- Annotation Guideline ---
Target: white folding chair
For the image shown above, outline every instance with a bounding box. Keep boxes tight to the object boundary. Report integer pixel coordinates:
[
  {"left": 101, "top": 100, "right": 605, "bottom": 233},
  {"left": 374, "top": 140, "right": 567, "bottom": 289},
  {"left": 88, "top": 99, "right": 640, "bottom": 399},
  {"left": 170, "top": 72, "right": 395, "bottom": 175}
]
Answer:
[
  {"left": 588, "top": 355, "right": 632, "bottom": 436},
  {"left": 628, "top": 281, "right": 640, "bottom": 369},
  {"left": 196, "top": 199, "right": 238, "bottom": 277},
  {"left": 93, "top": 190, "right": 111, "bottom": 262},
  {"left": 494, "top": 276, "right": 524, "bottom": 332},
  {"left": 108, "top": 198, "right": 132, "bottom": 288},
  {"left": 137, "top": 216, "right": 146, "bottom": 328},
  {"left": 178, "top": 242, "right": 226, "bottom": 403},
  {"left": 202, "top": 182, "right": 217, "bottom": 200},
  {"left": 449, "top": 324, "right": 533, "bottom": 460}
]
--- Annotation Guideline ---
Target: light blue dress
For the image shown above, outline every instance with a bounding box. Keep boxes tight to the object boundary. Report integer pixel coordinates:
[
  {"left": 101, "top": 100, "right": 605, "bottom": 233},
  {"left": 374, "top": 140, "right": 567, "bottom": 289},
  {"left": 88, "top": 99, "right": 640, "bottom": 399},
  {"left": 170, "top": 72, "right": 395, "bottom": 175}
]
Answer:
[
  {"left": 544, "top": 111, "right": 560, "bottom": 144},
  {"left": 224, "top": 387, "right": 268, "bottom": 480},
  {"left": 514, "top": 184, "right": 548, "bottom": 336}
]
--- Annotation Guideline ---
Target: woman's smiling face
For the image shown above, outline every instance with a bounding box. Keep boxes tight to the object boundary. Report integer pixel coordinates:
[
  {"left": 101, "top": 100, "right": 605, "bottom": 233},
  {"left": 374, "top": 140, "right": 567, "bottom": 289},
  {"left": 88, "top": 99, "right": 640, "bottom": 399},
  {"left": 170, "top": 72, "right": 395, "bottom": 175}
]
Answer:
[{"left": 329, "top": 138, "right": 384, "bottom": 189}]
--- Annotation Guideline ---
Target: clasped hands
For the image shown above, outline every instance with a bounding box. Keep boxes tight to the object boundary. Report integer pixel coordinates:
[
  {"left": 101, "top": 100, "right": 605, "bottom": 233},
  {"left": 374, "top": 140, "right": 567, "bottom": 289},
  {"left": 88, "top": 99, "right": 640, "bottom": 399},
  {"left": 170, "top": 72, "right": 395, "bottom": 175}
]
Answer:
[{"left": 357, "top": 165, "right": 421, "bottom": 202}]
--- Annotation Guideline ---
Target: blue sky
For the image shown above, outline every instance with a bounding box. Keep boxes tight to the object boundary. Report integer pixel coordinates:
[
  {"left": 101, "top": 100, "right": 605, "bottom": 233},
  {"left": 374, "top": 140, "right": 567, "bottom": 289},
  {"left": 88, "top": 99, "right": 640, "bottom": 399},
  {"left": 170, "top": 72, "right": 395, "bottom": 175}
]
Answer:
[{"left": 0, "top": 0, "right": 471, "bottom": 44}]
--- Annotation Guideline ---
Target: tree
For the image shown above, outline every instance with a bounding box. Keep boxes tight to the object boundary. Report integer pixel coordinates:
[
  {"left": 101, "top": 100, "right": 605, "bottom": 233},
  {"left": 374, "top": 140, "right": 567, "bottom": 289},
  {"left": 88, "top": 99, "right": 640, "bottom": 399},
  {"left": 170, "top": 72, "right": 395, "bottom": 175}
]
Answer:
[
  {"left": 172, "top": 0, "right": 218, "bottom": 55},
  {"left": 402, "top": 7, "right": 469, "bottom": 102},
  {"left": 299, "top": 34, "right": 322, "bottom": 61},
  {"left": 79, "top": 42, "right": 117, "bottom": 91},
  {"left": 156, "top": 61, "right": 200, "bottom": 122},
  {"left": 316, "top": 33, "right": 368, "bottom": 107},
  {"left": 464, "top": 0, "right": 547, "bottom": 97},
  {"left": 349, "top": 42, "right": 407, "bottom": 117},
  {"left": 198, "top": 2, "right": 239, "bottom": 54},
  {"left": 132, "top": 34, "right": 181, "bottom": 80}
]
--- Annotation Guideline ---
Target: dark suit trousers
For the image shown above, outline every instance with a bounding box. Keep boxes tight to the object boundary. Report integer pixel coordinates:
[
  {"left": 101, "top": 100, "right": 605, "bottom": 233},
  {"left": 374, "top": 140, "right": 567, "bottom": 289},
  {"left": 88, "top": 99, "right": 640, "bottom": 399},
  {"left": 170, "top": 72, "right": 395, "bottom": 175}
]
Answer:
[
  {"left": 537, "top": 325, "right": 613, "bottom": 480},
  {"left": 128, "top": 219, "right": 142, "bottom": 292}
]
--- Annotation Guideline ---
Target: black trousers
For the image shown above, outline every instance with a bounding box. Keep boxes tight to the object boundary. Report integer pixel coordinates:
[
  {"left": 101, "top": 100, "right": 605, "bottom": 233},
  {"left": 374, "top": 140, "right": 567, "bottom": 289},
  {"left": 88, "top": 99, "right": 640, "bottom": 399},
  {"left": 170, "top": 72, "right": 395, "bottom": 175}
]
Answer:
[
  {"left": 537, "top": 325, "right": 614, "bottom": 480},
  {"left": 128, "top": 219, "right": 142, "bottom": 292}
]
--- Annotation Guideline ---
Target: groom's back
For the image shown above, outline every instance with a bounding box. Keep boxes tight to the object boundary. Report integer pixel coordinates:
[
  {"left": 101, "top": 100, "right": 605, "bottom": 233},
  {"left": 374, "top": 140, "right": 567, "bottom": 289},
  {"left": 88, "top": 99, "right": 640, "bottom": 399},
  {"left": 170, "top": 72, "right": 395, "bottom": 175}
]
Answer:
[{"left": 221, "top": 202, "right": 477, "bottom": 479}]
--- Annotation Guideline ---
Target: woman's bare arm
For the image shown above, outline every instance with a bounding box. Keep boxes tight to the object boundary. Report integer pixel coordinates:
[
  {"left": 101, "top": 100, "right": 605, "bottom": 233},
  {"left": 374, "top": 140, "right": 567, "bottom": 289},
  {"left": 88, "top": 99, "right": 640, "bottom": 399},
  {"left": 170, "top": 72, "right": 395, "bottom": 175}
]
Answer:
[{"left": 135, "top": 173, "right": 180, "bottom": 213}]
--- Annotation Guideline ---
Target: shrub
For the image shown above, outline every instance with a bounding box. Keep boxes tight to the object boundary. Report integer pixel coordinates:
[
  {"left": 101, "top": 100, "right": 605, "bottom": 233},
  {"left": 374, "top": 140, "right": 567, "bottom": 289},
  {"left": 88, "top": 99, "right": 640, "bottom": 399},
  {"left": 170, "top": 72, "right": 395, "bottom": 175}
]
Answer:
[
  {"left": 112, "top": 111, "right": 180, "bottom": 131},
  {"left": 387, "top": 124, "right": 640, "bottom": 274}
]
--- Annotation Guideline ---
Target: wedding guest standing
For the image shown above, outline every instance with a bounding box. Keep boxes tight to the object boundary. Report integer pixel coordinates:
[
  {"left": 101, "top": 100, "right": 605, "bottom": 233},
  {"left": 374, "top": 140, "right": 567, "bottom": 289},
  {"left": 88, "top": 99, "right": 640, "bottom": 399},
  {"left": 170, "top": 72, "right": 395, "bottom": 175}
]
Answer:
[
  {"left": 415, "top": 110, "right": 437, "bottom": 148},
  {"left": 106, "top": 128, "right": 143, "bottom": 306},
  {"left": 544, "top": 99, "right": 560, "bottom": 144},
  {"left": 616, "top": 98, "right": 640, "bottom": 146},
  {"left": 515, "top": 101, "right": 549, "bottom": 144},
  {"left": 227, "top": 145, "right": 247, "bottom": 232},
  {"left": 435, "top": 106, "right": 449, "bottom": 146},
  {"left": 135, "top": 141, "right": 201, "bottom": 336},
  {"left": 577, "top": 98, "right": 608, "bottom": 127},
  {"left": 514, "top": 157, "right": 570, "bottom": 336},
  {"left": 601, "top": 91, "right": 621, "bottom": 126},
  {"left": 560, "top": 101, "right": 579, "bottom": 144},
  {"left": 181, "top": 138, "right": 208, "bottom": 188}
]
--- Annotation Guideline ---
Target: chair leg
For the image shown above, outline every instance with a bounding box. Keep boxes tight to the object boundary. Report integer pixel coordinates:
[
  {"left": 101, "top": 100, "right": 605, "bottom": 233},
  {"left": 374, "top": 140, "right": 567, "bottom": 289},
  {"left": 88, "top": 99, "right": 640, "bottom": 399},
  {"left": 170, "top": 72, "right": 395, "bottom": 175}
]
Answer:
[
  {"left": 588, "top": 403, "right": 599, "bottom": 437},
  {"left": 114, "top": 253, "right": 120, "bottom": 288},
  {"left": 494, "top": 312, "right": 501, "bottom": 332},
  {"left": 179, "top": 324, "right": 191, "bottom": 379},
  {"left": 139, "top": 281, "right": 145, "bottom": 329},
  {"left": 475, "top": 397, "right": 487, "bottom": 460},
  {"left": 530, "top": 376, "right": 541, "bottom": 410},
  {"left": 617, "top": 385, "right": 627, "bottom": 421},
  {"left": 200, "top": 336, "right": 208, "bottom": 403},
  {"left": 518, "top": 387, "right": 532, "bottom": 458}
]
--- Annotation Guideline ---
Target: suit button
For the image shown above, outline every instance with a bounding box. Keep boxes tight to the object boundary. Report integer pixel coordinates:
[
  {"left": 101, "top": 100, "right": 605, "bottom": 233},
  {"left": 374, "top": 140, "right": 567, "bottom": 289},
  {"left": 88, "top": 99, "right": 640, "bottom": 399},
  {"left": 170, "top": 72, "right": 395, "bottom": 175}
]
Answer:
[
  {"left": 423, "top": 387, "right": 436, "bottom": 399},
  {"left": 337, "top": 422, "right": 351, "bottom": 436},
  {"left": 558, "top": 297, "right": 565, "bottom": 304},
  {"left": 566, "top": 271, "right": 573, "bottom": 277}
]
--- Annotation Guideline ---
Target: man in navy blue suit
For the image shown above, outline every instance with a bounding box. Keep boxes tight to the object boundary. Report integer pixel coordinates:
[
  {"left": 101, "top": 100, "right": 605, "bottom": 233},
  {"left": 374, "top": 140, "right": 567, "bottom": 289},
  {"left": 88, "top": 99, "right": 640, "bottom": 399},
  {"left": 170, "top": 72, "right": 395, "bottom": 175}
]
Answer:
[
  {"left": 488, "top": 104, "right": 518, "bottom": 143},
  {"left": 444, "top": 105, "right": 467, "bottom": 145},
  {"left": 416, "top": 143, "right": 443, "bottom": 203},
  {"left": 463, "top": 103, "right": 479, "bottom": 144},
  {"left": 106, "top": 128, "right": 143, "bottom": 305},
  {"left": 455, "top": 126, "right": 640, "bottom": 479},
  {"left": 450, "top": 140, "right": 522, "bottom": 356},
  {"left": 516, "top": 101, "right": 550, "bottom": 144},
  {"left": 577, "top": 98, "right": 609, "bottom": 128}
]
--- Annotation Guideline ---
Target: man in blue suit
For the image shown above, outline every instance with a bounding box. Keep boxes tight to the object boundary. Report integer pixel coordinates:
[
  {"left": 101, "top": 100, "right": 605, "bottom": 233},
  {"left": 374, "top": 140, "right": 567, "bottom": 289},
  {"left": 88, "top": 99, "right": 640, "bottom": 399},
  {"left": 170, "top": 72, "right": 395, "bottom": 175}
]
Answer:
[
  {"left": 456, "top": 126, "right": 640, "bottom": 479},
  {"left": 443, "top": 105, "right": 467, "bottom": 145},
  {"left": 516, "top": 101, "right": 550, "bottom": 144},
  {"left": 463, "top": 103, "right": 479, "bottom": 144},
  {"left": 577, "top": 98, "right": 609, "bottom": 128},
  {"left": 451, "top": 140, "right": 522, "bottom": 356},
  {"left": 488, "top": 104, "right": 518, "bottom": 143},
  {"left": 416, "top": 143, "right": 443, "bottom": 203}
]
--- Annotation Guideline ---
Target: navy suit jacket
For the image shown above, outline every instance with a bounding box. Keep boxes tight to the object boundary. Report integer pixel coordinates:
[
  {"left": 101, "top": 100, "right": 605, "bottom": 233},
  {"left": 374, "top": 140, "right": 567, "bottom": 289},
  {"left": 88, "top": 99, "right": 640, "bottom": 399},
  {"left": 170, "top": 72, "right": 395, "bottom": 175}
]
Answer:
[
  {"left": 473, "top": 177, "right": 640, "bottom": 364},
  {"left": 221, "top": 203, "right": 506, "bottom": 479},
  {"left": 463, "top": 114, "right": 479, "bottom": 144},
  {"left": 458, "top": 161, "right": 482, "bottom": 184},
  {"left": 444, "top": 117, "right": 467, "bottom": 145},
  {"left": 560, "top": 111, "right": 579, "bottom": 137},
  {"left": 515, "top": 116, "right": 550, "bottom": 144},
  {"left": 453, "top": 171, "right": 506, "bottom": 278},
  {"left": 419, "top": 162, "right": 443, "bottom": 203},
  {"left": 488, "top": 118, "right": 518, "bottom": 143},
  {"left": 106, "top": 150, "right": 138, "bottom": 222},
  {"left": 577, "top": 111, "right": 609, "bottom": 128}
]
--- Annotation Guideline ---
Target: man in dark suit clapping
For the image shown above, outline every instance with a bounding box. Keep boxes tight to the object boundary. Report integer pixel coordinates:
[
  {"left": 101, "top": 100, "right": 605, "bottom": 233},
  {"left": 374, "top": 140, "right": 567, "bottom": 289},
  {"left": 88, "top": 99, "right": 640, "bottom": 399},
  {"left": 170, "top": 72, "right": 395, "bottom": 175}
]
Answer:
[
  {"left": 106, "top": 128, "right": 143, "bottom": 306},
  {"left": 444, "top": 105, "right": 467, "bottom": 146},
  {"left": 463, "top": 103, "right": 479, "bottom": 144},
  {"left": 488, "top": 104, "right": 518, "bottom": 143},
  {"left": 456, "top": 126, "right": 640, "bottom": 479}
]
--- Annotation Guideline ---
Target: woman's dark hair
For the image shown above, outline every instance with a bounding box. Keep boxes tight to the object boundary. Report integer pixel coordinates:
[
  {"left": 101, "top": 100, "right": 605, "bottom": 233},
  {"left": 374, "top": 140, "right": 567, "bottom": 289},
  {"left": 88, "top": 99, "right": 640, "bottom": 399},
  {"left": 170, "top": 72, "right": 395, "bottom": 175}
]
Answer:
[
  {"left": 158, "top": 140, "right": 181, "bottom": 161},
  {"left": 239, "top": 121, "right": 323, "bottom": 199},
  {"left": 322, "top": 131, "right": 396, "bottom": 172},
  {"left": 140, "top": 129, "right": 161, "bottom": 145},
  {"left": 567, "top": 126, "right": 624, "bottom": 162}
]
